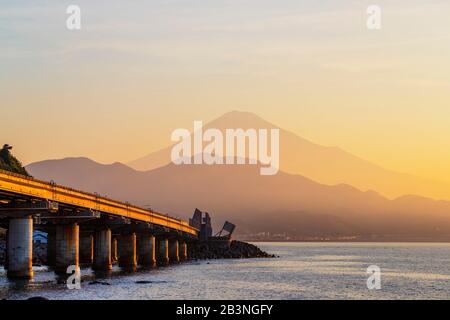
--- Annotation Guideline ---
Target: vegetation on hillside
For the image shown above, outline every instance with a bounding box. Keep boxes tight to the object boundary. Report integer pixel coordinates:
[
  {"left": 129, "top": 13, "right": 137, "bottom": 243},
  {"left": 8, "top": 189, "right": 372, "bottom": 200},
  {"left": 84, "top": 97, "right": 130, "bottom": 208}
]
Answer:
[{"left": 0, "top": 144, "right": 30, "bottom": 176}]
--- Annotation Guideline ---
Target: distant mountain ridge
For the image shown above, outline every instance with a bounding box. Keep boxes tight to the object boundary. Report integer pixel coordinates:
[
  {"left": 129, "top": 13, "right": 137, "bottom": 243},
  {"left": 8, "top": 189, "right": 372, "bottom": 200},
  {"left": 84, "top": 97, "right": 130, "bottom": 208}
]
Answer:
[
  {"left": 127, "top": 111, "right": 450, "bottom": 200},
  {"left": 27, "top": 156, "right": 450, "bottom": 241}
]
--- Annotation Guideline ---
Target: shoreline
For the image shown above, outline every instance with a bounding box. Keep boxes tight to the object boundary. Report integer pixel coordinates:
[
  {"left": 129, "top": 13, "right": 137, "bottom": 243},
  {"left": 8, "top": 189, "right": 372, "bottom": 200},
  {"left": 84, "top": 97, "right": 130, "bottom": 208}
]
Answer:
[{"left": 0, "top": 240, "right": 275, "bottom": 267}]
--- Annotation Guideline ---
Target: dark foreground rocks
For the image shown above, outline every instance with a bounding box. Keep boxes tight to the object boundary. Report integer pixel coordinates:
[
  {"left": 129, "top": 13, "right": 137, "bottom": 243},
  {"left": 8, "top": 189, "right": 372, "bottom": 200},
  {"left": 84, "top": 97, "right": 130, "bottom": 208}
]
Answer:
[
  {"left": 188, "top": 239, "right": 275, "bottom": 260},
  {"left": 89, "top": 280, "right": 111, "bottom": 286}
]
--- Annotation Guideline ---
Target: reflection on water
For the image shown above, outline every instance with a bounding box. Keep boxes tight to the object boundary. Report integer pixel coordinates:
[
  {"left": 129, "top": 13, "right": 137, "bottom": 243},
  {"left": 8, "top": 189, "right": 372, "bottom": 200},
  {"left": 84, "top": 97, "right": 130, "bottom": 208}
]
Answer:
[{"left": 1, "top": 242, "right": 450, "bottom": 300}]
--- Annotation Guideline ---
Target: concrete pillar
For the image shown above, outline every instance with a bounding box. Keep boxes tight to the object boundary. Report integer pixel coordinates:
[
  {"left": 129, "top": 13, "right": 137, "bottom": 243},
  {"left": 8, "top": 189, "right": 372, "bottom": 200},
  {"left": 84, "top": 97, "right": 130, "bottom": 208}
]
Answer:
[
  {"left": 55, "top": 223, "right": 79, "bottom": 274},
  {"left": 157, "top": 238, "right": 169, "bottom": 266},
  {"left": 137, "top": 234, "right": 156, "bottom": 267},
  {"left": 179, "top": 241, "right": 188, "bottom": 261},
  {"left": 79, "top": 232, "right": 94, "bottom": 264},
  {"left": 93, "top": 229, "right": 112, "bottom": 271},
  {"left": 111, "top": 237, "right": 118, "bottom": 262},
  {"left": 169, "top": 239, "right": 179, "bottom": 263},
  {"left": 7, "top": 216, "right": 33, "bottom": 279},
  {"left": 47, "top": 230, "right": 56, "bottom": 267},
  {"left": 118, "top": 233, "right": 137, "bottom": 271}
]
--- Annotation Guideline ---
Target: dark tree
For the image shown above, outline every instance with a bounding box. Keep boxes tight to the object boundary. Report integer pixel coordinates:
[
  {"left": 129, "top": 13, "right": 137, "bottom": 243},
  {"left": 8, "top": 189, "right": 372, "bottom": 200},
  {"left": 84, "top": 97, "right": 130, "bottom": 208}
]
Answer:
[{"left": 0, "top": 144, "right": 31, "bottom": 176}]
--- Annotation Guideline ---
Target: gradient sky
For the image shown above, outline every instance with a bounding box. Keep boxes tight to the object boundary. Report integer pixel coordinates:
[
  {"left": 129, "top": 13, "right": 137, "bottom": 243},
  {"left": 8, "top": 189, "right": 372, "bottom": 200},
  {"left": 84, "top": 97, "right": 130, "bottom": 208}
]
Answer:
[{"left": 1, "top": 0, "right": 450, "bottom": 183}]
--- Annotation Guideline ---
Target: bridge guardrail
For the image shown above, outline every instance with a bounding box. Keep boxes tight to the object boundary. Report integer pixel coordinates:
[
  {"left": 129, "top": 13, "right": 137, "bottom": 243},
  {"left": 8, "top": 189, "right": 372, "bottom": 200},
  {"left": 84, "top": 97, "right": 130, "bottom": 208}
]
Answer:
[{"left": 0, "top": 169, "right": 198, "bottom": 236}]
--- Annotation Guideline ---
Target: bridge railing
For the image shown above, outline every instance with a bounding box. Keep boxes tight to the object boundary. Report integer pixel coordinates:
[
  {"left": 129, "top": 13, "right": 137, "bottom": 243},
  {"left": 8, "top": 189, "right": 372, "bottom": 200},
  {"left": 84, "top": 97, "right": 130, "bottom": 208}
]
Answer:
[{"left": 0, "top": 169, "right": 198, "bottom": 235}]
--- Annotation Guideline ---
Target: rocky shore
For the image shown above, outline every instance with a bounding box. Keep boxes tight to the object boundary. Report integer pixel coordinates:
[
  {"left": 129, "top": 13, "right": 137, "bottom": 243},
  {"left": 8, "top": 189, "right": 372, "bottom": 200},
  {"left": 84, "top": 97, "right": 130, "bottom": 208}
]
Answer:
[
  {"left": 0, "top": 238, "right": 274, "bottom": 266},
  {"left": 188, "top": 240, "right": 275, "bottom": 260}
]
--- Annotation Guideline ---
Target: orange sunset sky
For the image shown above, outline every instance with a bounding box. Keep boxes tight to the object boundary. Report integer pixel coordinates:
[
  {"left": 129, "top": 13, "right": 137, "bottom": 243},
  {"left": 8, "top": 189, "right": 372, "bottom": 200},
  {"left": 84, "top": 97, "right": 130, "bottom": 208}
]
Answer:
[{"left": 1, "top": 0, "right": 450, "bottom": 195}]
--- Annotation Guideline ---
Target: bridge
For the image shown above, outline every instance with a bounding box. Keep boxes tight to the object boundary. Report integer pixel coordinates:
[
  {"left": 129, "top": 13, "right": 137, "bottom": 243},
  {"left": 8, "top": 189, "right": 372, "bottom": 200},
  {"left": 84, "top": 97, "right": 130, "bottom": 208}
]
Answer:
[{"left": 0, "top": 169, "right": 198, "bottom": 278}]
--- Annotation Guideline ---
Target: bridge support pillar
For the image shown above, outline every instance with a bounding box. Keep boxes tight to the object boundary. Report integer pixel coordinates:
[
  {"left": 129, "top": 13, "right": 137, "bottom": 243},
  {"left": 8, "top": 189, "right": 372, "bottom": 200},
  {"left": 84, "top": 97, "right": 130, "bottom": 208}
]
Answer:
[
  {"left": 55, "top": 223, "right": 79, "bottom": 274},
  {"left": 79, "top": 232, "right": 94, "bottom": 265},
  {"left": 169, "top": 239, "right": 179, "bottom": 263},
  {"left": 179, "top": 241, "right": 188, "bottom": 261},
  {"left": 137, "top": 234, "right": 156, "bottom": 267},
  {"left": 93, "top": 229, "right": 112, "bottom": 271},
  {"left": 7, "top": 216, "right": 33, "bottom": 279},
  {"left": 111, "top": 237, "right": 118, "bottom": 262},
  {"left": 157, "top": 238, "right": 169, "bottom": 266},
  {"left": 118, "top": 233, "right": 137, "bottom": 271}
]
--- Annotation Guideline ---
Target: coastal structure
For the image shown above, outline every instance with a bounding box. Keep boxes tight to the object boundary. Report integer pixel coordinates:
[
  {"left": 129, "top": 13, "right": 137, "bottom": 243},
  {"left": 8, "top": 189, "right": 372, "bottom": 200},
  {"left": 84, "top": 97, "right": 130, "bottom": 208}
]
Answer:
[
  {"left": 189, "top": 209, "right": 212, "bottom": 241},
  {"left": 0, "top": 169, "right": 198, "bottom": 278}
]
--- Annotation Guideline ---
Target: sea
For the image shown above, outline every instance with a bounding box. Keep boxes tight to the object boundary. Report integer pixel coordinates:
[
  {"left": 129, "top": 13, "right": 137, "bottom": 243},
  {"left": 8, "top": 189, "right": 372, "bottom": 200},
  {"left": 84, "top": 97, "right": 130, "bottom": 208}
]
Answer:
[{"left": 1, "top": 242, "right": 450, "bottom": 300}]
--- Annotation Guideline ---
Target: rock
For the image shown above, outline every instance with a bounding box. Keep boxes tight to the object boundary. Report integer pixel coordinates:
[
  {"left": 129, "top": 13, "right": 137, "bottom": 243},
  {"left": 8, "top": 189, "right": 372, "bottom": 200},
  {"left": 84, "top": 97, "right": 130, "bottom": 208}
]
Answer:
[
  {"left": 89, "top": 280, "right": 110, "bottom": 286},
  {"left": 135, "top": 280, "right": 166, "bottom": 284},
  {"left": 27, "top": 296, "right": 49, "bottom": 300},
  {"left": 188, "top": 239, "right": 274, "bottom": 260}
]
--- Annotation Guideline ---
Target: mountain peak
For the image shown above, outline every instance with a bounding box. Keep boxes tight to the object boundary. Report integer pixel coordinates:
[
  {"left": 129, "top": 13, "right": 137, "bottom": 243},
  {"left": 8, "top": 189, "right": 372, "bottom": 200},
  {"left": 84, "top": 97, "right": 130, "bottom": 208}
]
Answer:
[
  {"left": 207, "top": 110, "right": 277, "bottom": 130},
  {"left": 220, "top": 110, "right": 260, "bottom": 118},
  {"left": 124, "top": 111, "right": 450, "bottom": 201}
]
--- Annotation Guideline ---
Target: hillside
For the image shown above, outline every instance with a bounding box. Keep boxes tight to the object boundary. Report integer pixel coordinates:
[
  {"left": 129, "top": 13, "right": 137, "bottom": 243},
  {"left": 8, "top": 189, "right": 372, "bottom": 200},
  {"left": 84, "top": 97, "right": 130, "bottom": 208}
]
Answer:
[
  {"left": 0, "top": 144, "right": 30, "bottom": 176},
  {"left": 127, "top": 111, "right": 450, "bottom": 201},
  {"left": 27, "top": 157, "right": 450, "bottom": 241}
]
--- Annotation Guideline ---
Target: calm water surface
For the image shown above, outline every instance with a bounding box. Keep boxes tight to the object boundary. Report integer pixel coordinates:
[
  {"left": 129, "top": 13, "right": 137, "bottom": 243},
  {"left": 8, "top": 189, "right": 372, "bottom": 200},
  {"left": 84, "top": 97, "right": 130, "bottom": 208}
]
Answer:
[{"left": 1, "top": 242, "right": 450, "bottom": 300}]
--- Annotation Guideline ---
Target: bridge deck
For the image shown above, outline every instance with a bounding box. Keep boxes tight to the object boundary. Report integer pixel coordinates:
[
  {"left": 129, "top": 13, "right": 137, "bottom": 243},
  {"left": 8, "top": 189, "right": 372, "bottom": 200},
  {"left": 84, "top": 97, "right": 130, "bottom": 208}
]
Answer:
[{"left": 0, "top": 170, "right": 198, "bottom": 236}]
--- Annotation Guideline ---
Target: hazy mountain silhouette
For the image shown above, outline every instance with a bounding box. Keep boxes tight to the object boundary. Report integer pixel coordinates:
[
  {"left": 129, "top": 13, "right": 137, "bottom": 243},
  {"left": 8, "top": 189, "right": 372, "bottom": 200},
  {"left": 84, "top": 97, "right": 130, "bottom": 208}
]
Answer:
[
  {"left": 128, "top": 111, "right": 450, "bottom": 200},
  {"left": 27, "top": 157, "right": 450, "bottom": 240}
]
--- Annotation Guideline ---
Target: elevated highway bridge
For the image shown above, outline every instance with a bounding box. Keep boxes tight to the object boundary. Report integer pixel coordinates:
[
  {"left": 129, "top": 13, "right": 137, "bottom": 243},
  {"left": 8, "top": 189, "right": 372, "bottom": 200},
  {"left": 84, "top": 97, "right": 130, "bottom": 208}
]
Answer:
[{"left": 0, "top": 169, "right": 198, "bottom": 278}]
